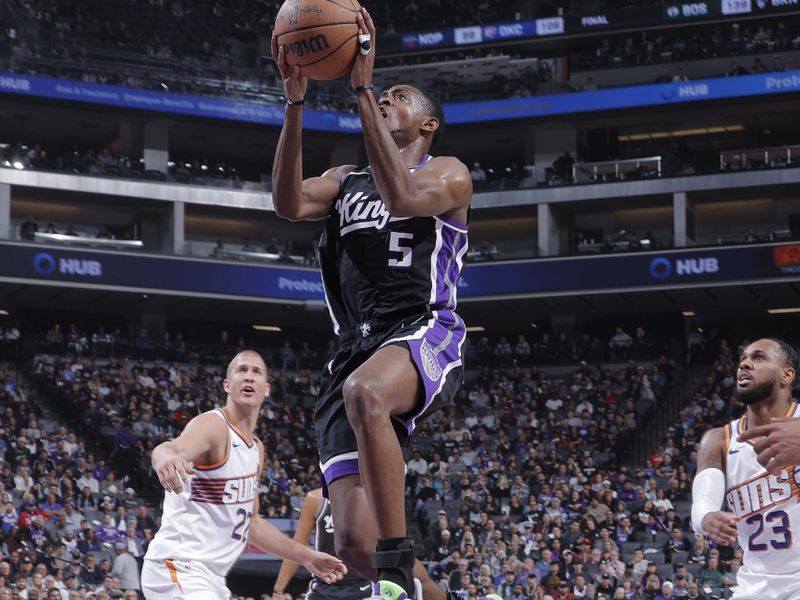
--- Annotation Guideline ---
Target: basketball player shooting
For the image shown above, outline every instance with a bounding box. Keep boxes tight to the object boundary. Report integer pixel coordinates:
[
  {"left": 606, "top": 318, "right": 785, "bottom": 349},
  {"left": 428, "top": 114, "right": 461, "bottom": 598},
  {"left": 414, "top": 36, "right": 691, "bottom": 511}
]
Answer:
[
  {"left": 272, "top": 8, "right": 472, "bottom": 600},
  {"left": 141, "top": 351, "right": 347, "bottom": 599},
  {"left": 691, "top": 338, "right": 800, "bottom": 600}
]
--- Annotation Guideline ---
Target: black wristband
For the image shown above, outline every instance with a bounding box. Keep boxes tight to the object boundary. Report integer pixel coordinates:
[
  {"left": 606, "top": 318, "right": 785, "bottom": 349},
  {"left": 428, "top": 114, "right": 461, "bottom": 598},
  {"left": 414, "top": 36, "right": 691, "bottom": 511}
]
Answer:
[
  {"left": 353, "top": 82, "right": 374, "bottom": 96},
  {"left": 286, "top": 97, "right": 304, "bottom": 106}
]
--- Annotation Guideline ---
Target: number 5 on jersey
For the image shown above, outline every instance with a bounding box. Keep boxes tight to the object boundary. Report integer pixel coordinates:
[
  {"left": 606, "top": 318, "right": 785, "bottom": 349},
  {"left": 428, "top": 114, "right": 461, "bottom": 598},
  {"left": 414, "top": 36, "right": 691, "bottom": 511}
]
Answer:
[{"left": 388, "top": 232, "right": 413, "bottom": 267}]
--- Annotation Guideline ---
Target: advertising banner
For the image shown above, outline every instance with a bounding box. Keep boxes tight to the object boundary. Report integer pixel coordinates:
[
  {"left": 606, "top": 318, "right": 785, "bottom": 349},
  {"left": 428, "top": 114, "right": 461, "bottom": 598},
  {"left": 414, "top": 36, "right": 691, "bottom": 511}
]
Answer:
[
  {"left": 3, "top": 71, "right": 799, "bottom": 129},
  {"left": 2, "top": 242, "right": 799, "bottom": 302}
]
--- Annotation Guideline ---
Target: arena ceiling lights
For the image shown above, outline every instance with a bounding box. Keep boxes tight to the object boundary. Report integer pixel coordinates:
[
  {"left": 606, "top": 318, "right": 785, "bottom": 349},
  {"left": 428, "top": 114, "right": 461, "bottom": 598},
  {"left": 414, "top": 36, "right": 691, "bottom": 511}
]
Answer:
[
  {"left": 767, "top": 308, "right": 800, "bottom": 315},
  {"left": 466, "top": 326, "right": 486, "bottom": 332},
  {"left": 252, "top": 325, "right": 283, "bottom": 332},
  {"left": 618, "top": 124, "right": 744, "bottom": 142},
  {"left": 0, "top": 309, "right": 8, "bottom": 315}
]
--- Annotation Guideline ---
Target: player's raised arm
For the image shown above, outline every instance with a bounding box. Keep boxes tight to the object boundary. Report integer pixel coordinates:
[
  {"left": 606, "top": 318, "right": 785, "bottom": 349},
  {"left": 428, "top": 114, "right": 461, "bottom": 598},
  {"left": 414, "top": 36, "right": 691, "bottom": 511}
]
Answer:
[
  {"left": 350, "top": 9, "right": 472, "bottom": 220},
  {"left": 271, "top": 490, "right": 323, "bottom": 599},
  {"left": 691, "top": 427, "right": 737, "bottom": 546},
  {"left": 270, "top": 33, "right": 351, "bottom": 222},
  {"left": 151, "top": 412, "right": 226, "bottom": 493}
]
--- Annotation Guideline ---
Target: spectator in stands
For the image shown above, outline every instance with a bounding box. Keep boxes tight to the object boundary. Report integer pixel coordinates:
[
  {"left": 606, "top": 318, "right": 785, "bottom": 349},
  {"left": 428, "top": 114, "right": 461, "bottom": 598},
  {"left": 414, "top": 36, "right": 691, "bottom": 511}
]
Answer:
[
  {"left": 609, "top": 326, "right": 633, "bottom": 360},
  {"left": 95, "top": 226, "right": 112, "bottom": 240},
  {"left": 696, "top": 555, "right": 723, "bottom": 589},
  {"left": 19, "top": 217, "right": 38, "bottom": 241},
  {"left": 211, "top": 240, "right": 225, "bottom": 257},
  {"left": 553, "top": 152, "right": 575, "bottom": 183},
  {"left": 110, "top": 542, "right": 139, "bottom": 592},
  {"left": 672, "top": 68, "right": 689, "bottom": 82},
  {"left": 64, "top": 225, "right": 79, "bottom": 237},
  {"left": 470, "top": 162, "right": 487, "bottom": 191},
  {"left": 655, "top": 580, "right": 675, "bottom": 600},
  {"left": 726, "top": 61, "right": 748, "bottom": 76},
  {"left": 94, "top": 514, "right": 119, "bottom": 545}
]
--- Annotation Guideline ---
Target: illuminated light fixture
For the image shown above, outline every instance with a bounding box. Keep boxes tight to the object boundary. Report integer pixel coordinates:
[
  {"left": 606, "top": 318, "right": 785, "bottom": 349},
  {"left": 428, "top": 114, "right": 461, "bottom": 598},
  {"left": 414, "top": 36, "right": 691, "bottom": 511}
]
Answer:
[
  {"left": 682, "top": 311, "right": 696, "bottom": 317},
  {"left": 618, "top": 124, "right": 744, "bottom": 142},
  {"left": 252, "top": 325, "right": 282, "bottom": 332},
  {"left": 767, "top": 307, "right": 800, "bottom": 314},
  {"left": 0, "top": 309, "right": 8, "bottom": 316},
  {"left": 12, "top": 161, "right": 24, "bottom": 170},
  {"left": 530, "top": 323, "right": 538, "bottom": 328},
  {"left": 466, "top": 326, "right": 486, "bottom": 332}
]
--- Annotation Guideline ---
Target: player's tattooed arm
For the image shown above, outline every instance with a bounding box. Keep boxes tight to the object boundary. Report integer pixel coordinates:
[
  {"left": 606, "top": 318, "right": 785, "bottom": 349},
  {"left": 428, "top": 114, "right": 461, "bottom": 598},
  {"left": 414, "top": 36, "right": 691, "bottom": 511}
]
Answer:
[{"left": 696, "top": 426, "right": 726, "bottom": 472}]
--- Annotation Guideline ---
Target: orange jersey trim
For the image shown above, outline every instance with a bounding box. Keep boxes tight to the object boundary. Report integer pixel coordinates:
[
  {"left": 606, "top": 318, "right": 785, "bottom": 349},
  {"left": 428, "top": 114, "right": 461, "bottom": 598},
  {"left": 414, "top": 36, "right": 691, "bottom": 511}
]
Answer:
[
  {"left": 165, "top": 559, "right": 183, "bottom": 592},
  {"left": 221, "top": 408, "right": 254, "bottom": 448},
  {"left": 738, "top": 402, "right": 797, "bottom": 448}
]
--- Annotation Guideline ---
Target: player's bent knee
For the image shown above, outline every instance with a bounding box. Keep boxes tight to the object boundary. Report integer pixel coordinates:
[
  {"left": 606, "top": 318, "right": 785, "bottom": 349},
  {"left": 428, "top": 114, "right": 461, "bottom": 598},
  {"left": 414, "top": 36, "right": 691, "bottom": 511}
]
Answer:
[
  {"left": 335, "top": 538, "right": 372, "bottom": 574},
  {"left": 343, "top": 376, "right": 387, "bottom": 429}
]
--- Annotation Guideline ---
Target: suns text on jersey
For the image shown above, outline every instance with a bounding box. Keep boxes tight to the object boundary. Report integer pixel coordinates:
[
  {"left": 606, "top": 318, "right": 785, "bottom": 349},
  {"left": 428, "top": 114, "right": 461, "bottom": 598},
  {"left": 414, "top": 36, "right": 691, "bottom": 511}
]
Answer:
[
  {"left": 222, "top": 474, "right": 259, "bottom": 504},
  {"left": 726, "top": 467, "right": 800, "bottom": 519}
]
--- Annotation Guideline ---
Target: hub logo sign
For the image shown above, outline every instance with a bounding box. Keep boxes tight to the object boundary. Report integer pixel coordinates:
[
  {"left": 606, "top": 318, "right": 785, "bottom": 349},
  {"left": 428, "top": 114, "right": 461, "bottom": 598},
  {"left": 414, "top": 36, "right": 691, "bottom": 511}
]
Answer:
[
  {"left": 649, "top": 256, "right": 720, "bottom": 280},
  {"left": 33, "top": 252, "right": 103, "bottom": 277}
]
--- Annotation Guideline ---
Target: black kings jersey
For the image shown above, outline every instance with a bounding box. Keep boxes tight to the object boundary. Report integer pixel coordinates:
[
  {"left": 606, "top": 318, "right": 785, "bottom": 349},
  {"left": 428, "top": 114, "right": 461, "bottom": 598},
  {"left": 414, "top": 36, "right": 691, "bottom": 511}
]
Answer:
[{"left": 318, "top": 155, "right": 469, "bottom": 334}]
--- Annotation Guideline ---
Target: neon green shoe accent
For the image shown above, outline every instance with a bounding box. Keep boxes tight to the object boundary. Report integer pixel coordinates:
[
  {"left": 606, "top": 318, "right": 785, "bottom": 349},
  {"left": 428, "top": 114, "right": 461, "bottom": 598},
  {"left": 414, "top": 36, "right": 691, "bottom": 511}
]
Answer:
[{"left": 372, "top": 580, "right": 410, "bottom": 600}]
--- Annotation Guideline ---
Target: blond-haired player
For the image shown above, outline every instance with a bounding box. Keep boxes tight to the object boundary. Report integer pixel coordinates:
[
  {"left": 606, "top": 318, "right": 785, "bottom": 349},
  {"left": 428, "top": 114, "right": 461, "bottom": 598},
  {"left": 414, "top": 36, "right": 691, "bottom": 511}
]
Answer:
[
  {"left": 692, "top": 338, "right": 800, "bottom": 600},
  {"left": 141, "top": 350, "right": 346, "bottom": 599}
]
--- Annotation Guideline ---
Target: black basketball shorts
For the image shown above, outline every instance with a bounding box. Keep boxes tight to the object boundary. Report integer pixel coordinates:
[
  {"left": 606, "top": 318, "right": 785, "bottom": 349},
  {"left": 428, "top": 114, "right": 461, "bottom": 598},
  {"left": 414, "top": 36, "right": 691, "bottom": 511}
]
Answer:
[{"left": 315, "top": 310, "right": 465, "bottom": 489}]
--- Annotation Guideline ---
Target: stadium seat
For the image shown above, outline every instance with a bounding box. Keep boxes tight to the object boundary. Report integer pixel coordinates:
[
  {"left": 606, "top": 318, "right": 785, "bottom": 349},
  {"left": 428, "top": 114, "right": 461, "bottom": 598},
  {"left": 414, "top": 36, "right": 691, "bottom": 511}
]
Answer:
[{"left": 671, "top": 551, "right": 689, "bottom": 565}]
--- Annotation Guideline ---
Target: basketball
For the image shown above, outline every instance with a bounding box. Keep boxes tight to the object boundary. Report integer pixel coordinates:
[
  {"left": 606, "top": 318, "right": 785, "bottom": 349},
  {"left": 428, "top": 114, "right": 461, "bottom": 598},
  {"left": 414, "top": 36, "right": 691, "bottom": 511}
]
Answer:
[{"left": 274, "top": 0, "right": 362, "bottom": 81}]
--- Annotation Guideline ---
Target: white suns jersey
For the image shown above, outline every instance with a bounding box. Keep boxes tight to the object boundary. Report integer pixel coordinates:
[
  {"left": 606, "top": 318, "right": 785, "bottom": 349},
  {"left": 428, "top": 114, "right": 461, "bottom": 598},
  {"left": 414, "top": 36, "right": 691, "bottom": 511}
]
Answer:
[
  {"left": 724, "top": 402, "right": 800, "bottom": 576},
  {"left": 145, "top": 409, "right": 261, "bottom": 576}
]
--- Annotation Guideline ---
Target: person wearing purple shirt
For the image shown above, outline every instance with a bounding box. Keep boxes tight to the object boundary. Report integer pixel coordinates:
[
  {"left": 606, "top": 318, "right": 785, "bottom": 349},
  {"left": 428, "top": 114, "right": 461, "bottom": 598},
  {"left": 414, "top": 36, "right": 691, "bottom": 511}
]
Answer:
[
  {"left": 618, "top": 480, "right": 637, "bottom": 502},
  {"left": 95, "top": 514, "right": 120, "bottom": 544},
  {"left": 515, "top": 558, "right": 537, "bottom": 586},
  {"left": 615, "top": 516, "right": 635, "bottom": 545},
  {"left": 91, "top": 459, "right": 109, "bottom": 482},
  {"left": 654, "top": 580, "right": 675, "bottom": 600}
]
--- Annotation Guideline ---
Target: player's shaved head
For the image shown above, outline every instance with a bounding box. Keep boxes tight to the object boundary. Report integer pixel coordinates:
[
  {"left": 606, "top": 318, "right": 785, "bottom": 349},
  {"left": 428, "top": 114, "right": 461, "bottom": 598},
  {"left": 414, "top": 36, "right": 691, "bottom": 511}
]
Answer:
[{"left": 226, "top": 350, "right": 267, "bottom": 379}]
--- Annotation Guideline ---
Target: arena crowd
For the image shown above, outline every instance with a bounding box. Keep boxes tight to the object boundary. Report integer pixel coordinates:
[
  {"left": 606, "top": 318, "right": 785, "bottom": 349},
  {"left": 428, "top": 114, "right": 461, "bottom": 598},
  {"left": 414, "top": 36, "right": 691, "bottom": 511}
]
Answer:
[{"left": 0, "top": 320, "right": 777, "bottom": 599}]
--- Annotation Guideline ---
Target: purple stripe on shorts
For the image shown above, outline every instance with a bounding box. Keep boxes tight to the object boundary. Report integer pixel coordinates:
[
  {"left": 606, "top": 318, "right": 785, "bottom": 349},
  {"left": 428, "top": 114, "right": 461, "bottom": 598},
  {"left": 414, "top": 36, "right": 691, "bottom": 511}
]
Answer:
[
  {"left": 322, "top": 458, "right": 360, "bottom": 485},
  {"left": 404, "top": 310, "right": 466, "bottom": 433}
]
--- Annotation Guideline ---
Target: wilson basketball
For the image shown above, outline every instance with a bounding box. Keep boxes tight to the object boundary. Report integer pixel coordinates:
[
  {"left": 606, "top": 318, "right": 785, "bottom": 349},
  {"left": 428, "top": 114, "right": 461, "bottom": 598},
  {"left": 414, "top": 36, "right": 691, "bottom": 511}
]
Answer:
[{"left": 274, "top": 0, "right": 362, "bottom": 81}]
